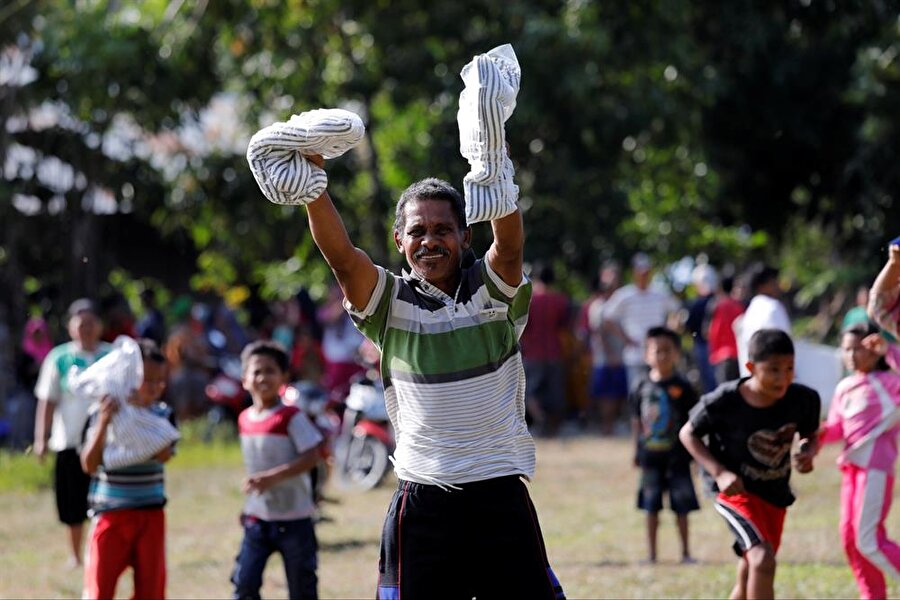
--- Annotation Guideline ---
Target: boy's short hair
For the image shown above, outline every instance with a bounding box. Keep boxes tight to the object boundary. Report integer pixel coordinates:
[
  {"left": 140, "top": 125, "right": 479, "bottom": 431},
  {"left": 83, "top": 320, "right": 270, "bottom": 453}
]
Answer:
[
  {"left": 748, "top": 329, "right": 794, "bottom": 363},
  {"left": 137, "top": 338, "right": 166, "bottom": 364},
  {"left": 646, "top": 326, "right": 681, "bottom": 349},
  {"left": 393, "top": 178, "right": 467, "bottom": 234},
  {"left": 240, "top": 340, "right": 289, "bottom": 374}
]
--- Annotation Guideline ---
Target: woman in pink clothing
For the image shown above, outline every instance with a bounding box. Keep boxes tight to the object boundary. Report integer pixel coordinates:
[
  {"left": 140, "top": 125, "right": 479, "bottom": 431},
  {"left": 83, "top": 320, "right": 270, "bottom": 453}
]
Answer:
[{"left": 819, "top": 321, "right": 900, "bottom": 600}]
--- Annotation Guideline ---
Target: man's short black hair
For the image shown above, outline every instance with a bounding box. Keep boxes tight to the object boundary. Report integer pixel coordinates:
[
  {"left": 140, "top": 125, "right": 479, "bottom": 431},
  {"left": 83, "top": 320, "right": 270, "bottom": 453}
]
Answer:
[
  {"left": 748, "top": 328, "right": 794, "bottom": 363},
  {"left": 240, "top": 340, "right": 289, "bottom": 374},
  {"left": 646, "top": 326, "right": 681, "bottom": 349},
  {"left": 721, "top": 275, "right": 734, "bottom": 295},
  {"left": 534, "top": 262, "right": 555, "bottom": 285},
  {"left": 749, "top": 264, "right": 779, "bottom": 293},
  {"left": 393, "top": 178, "right": 467, "bottom": 234},
  {"left": 137, "top": 338, "right": 166, "bottom": 364}
]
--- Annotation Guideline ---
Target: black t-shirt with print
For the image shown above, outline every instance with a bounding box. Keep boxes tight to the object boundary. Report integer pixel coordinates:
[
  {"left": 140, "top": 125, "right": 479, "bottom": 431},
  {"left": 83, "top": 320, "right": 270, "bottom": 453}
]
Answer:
[
  {"left": 630, "top": 374, "right": 699, "bottom": 467},
  {"left": 688, "top": 378, "right": 820, "bottom": 507}
]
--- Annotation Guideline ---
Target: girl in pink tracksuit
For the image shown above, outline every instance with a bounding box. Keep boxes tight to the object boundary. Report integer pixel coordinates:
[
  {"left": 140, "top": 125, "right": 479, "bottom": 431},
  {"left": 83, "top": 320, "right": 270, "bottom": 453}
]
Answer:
[{"left": 819, "top": 322, "right": 900, "bottom": 600}]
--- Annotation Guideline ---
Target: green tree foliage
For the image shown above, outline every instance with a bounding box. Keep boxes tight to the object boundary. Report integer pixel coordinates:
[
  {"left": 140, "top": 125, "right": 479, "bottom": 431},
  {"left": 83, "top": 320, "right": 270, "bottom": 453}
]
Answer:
[{"left": 2, "top": 0, "right": 899, "bottom": 340}]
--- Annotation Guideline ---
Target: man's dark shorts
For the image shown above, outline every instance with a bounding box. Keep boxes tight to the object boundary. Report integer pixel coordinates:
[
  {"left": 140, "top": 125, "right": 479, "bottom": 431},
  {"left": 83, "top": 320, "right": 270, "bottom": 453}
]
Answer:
[{"left": 376, "top": 476, "right": 565, "bottom": 600}]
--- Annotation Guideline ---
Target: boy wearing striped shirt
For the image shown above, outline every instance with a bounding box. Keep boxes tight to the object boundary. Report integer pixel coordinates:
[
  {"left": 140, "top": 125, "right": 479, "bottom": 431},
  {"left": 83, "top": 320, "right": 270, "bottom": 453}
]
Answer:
[
  {"left": 80, "top": 339, "right": 175, "bottom": 600},
  {"left": 302, "top": 154, "right": 564, "bottom": 598}
]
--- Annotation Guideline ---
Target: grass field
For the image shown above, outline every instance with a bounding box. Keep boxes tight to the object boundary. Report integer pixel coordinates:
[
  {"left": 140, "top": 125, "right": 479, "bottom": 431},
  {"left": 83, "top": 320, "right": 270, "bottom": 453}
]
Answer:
[{"left": 1, "top": 433, "right": 898, "bottom": 599}]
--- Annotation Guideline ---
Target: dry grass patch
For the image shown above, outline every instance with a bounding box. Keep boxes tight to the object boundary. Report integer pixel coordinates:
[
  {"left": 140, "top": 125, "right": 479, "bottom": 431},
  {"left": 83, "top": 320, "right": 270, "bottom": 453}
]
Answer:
[{"left": 2, "top": 434, "right": 898, "bottom": 598}]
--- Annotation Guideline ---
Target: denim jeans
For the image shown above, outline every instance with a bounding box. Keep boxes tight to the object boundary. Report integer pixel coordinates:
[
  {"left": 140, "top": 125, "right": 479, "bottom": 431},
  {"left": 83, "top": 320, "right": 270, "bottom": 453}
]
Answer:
[{"left": 231, "top": 515, "right": 318, "bottom": 600}]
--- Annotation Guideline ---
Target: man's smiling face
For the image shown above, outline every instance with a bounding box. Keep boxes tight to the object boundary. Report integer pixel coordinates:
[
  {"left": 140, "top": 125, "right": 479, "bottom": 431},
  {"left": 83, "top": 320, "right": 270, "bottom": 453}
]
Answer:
[{"left": 394, "top": 197, "right": 471, "bottom": 296}]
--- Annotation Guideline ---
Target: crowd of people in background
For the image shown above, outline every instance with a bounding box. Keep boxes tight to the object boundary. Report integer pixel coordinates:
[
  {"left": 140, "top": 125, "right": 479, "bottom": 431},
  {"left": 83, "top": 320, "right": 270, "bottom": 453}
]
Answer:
[
  {"left": 1, "top": 249, "right": 893, "bottom": 599},
  {"left": 0, "top": 251, "right": 850, "bottom": 451}
]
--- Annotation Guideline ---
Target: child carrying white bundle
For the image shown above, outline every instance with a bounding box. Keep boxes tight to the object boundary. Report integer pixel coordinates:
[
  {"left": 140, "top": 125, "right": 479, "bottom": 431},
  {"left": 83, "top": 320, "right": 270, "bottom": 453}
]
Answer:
[{"left": 70, "top": 336, "right": 179, "bottom": 469}]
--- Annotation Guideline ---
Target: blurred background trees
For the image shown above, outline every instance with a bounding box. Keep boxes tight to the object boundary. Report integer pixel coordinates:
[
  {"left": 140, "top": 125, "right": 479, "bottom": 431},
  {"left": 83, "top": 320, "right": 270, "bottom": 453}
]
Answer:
[{"left": 1, "top": 0, "right": 898, "bottom": 340}]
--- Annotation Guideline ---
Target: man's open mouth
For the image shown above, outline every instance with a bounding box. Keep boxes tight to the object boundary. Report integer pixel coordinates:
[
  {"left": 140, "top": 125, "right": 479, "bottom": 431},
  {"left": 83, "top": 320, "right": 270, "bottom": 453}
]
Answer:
[{"left": 415, "top": 248, "right": 449, "bottom": 262}]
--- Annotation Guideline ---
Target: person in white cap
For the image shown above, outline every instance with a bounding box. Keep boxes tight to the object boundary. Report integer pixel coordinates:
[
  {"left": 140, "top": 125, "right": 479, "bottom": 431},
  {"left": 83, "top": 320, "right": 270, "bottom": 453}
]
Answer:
[{"left": 685, "top": 264, "right": 719, "bottom": 393}]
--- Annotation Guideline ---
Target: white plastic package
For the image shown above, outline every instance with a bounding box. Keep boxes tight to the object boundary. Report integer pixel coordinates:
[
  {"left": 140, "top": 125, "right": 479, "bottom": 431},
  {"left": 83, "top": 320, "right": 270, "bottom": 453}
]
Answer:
[
  {"left": 247, "top": 108, "right": 366, "bottom": 206},
  {"left": 69, "top": 336, "right": 180, "bottom": 470},
  {"left": 457, "top": 44, "right": 521, "bottom": 223}
]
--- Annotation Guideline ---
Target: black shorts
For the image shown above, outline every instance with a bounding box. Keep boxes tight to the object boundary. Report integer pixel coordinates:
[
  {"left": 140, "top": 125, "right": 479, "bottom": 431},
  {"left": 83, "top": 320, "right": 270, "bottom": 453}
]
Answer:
[
  {"left": 54, "top": 448, "right": 90, "bottom": 525},
  {"left": 376, "top": 475, "right": 565, "bottom": 600},
  {"left": 637, "top": 459, "right": 700, "bottom": 515}
]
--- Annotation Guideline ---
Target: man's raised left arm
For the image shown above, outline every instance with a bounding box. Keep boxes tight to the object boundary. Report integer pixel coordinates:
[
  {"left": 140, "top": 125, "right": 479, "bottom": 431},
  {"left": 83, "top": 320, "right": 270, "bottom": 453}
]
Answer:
[{"left": 486, "top": 207, "right": 524, "bottom": 288}]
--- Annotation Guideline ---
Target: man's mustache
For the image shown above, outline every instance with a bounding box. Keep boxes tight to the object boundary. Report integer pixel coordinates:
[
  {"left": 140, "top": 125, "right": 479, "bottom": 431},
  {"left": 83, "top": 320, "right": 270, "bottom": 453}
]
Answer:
[{"left": 414, "top": 247, "right": 449, "bottom": 259}]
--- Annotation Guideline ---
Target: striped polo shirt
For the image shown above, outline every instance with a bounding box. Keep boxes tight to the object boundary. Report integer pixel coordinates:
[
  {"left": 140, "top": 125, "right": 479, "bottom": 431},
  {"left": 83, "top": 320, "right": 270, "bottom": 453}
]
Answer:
[
  {"left": 84, "top": 403, "right": 174, "bottom": 516},
  {"left": 344, "top": 258, "right": 534, "bottom": 487}
]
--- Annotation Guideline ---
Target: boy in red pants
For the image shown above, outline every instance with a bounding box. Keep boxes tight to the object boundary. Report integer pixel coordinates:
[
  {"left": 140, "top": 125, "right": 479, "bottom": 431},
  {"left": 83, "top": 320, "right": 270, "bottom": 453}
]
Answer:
[{"left": 80, "top": 339, "right": 175, "bottom": 599}]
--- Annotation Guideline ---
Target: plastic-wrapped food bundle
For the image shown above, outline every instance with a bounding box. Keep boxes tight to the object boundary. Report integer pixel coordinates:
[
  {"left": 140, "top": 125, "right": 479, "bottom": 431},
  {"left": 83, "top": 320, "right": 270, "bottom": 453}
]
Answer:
[
  {"left": 247, "top": 108, "right": 366, "bottom": 206},
  {"left": 457, "top": 44, "right": 521, "bottom": 223},
  {"left": 69, "top": 336, "right": 180, "bottom": 469}
]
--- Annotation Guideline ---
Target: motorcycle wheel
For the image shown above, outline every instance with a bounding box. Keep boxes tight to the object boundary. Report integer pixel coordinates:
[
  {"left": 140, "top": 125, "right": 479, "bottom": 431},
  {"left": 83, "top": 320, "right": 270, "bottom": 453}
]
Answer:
[{"left": 340, "top": 434, "right": 389, "bottom": 491}]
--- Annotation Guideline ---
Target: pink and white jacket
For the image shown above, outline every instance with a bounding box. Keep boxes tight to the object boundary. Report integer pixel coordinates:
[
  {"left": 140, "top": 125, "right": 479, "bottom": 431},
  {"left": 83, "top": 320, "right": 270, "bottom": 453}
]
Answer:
[{"left": 820, "top": 347, "right": 900, "bottom": 473}]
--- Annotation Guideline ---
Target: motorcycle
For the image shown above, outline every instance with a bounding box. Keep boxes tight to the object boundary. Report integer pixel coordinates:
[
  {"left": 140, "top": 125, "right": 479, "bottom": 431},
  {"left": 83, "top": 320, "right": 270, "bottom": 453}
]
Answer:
[
  {"left": 203, "top": 353, "right": 249, "bottom": 441},
  {"left": 334, "top": 372, "right": 394, "bottom": 491}
]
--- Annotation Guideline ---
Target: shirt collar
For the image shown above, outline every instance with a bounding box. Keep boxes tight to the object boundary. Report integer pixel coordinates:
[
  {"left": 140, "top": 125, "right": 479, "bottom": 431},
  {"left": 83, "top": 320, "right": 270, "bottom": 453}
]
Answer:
[{"left": 401, "top": 268, "right": 462, "bottom": 305}]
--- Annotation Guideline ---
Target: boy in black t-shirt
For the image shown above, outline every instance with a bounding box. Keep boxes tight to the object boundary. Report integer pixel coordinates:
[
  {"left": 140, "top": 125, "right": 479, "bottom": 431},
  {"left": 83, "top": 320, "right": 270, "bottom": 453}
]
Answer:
[
  {"left": 631, "top": 326, "right": 700, "bottom": 564},
  {"left": 679, "top": 328, "right": 820, "bottom": 600}
]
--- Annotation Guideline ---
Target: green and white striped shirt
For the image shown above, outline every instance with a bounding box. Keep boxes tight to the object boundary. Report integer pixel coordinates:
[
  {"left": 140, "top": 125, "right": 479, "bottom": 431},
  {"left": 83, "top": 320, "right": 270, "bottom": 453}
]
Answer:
[{"left": 344, "top": 258, "right": 534, "bottom": 487}]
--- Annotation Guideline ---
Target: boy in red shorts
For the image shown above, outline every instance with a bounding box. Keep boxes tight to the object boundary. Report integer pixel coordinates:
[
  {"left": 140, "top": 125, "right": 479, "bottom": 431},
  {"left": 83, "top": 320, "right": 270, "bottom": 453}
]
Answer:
[{"left": 679, "top": 328, "right": 819, "bottom": 599}]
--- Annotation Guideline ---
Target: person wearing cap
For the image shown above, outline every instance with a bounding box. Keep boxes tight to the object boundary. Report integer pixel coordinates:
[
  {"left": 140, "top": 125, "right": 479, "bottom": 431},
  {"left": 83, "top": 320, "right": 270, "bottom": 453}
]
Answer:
[
  {"left": 34, "top": 299, "right": 112, "bottom": 568},
  {"left": 602, "top": 253, "right": 681, "bottom": 395},
  {"left": 685, "top": 264, "right": 719, "bottom": 393}
]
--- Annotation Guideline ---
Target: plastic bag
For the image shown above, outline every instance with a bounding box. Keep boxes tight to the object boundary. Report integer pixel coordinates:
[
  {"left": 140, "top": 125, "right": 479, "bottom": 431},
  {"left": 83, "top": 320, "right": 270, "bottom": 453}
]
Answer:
[{"left": 69, "top": 336, "right": 180, "bottom": 469}]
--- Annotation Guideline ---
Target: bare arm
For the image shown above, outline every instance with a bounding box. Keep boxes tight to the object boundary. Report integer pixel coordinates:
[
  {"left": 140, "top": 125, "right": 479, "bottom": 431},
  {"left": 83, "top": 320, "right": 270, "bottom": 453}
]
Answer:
[
  {"left": 242, "top": 445, "right": 320, "bottom": 494},
  {"left": 80, "top": 397, "right": 117, "bottom": 475},
  {"left": 302, "top": 155, "right": 378, "bottom": 311},
  {"left": 486, "top": 208, "right": 525, "bottom": 287},
  {"left": 679, "top": 421, "right": 744, "bottom": 495},
  {"left": 33, "top": 398, "right": 54, "bottom": 462},
  {"left": 869, "top": 245, "right": 900, "bottom": 337}
]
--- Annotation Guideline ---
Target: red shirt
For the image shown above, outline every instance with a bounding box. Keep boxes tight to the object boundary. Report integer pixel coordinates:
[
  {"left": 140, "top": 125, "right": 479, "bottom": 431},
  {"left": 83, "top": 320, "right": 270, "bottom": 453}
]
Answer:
[
  {"left": 520, "top": 289, "right": 569, "bottom": 362},
  {"left": 708, "top": 296, "right": 745, "bottom": 364}
]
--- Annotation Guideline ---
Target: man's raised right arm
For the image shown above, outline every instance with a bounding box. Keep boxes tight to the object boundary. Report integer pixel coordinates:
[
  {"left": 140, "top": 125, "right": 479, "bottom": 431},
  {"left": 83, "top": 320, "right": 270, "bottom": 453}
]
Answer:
[{"left": 303, "top": 157, "right": 378, "bottom": 311}]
